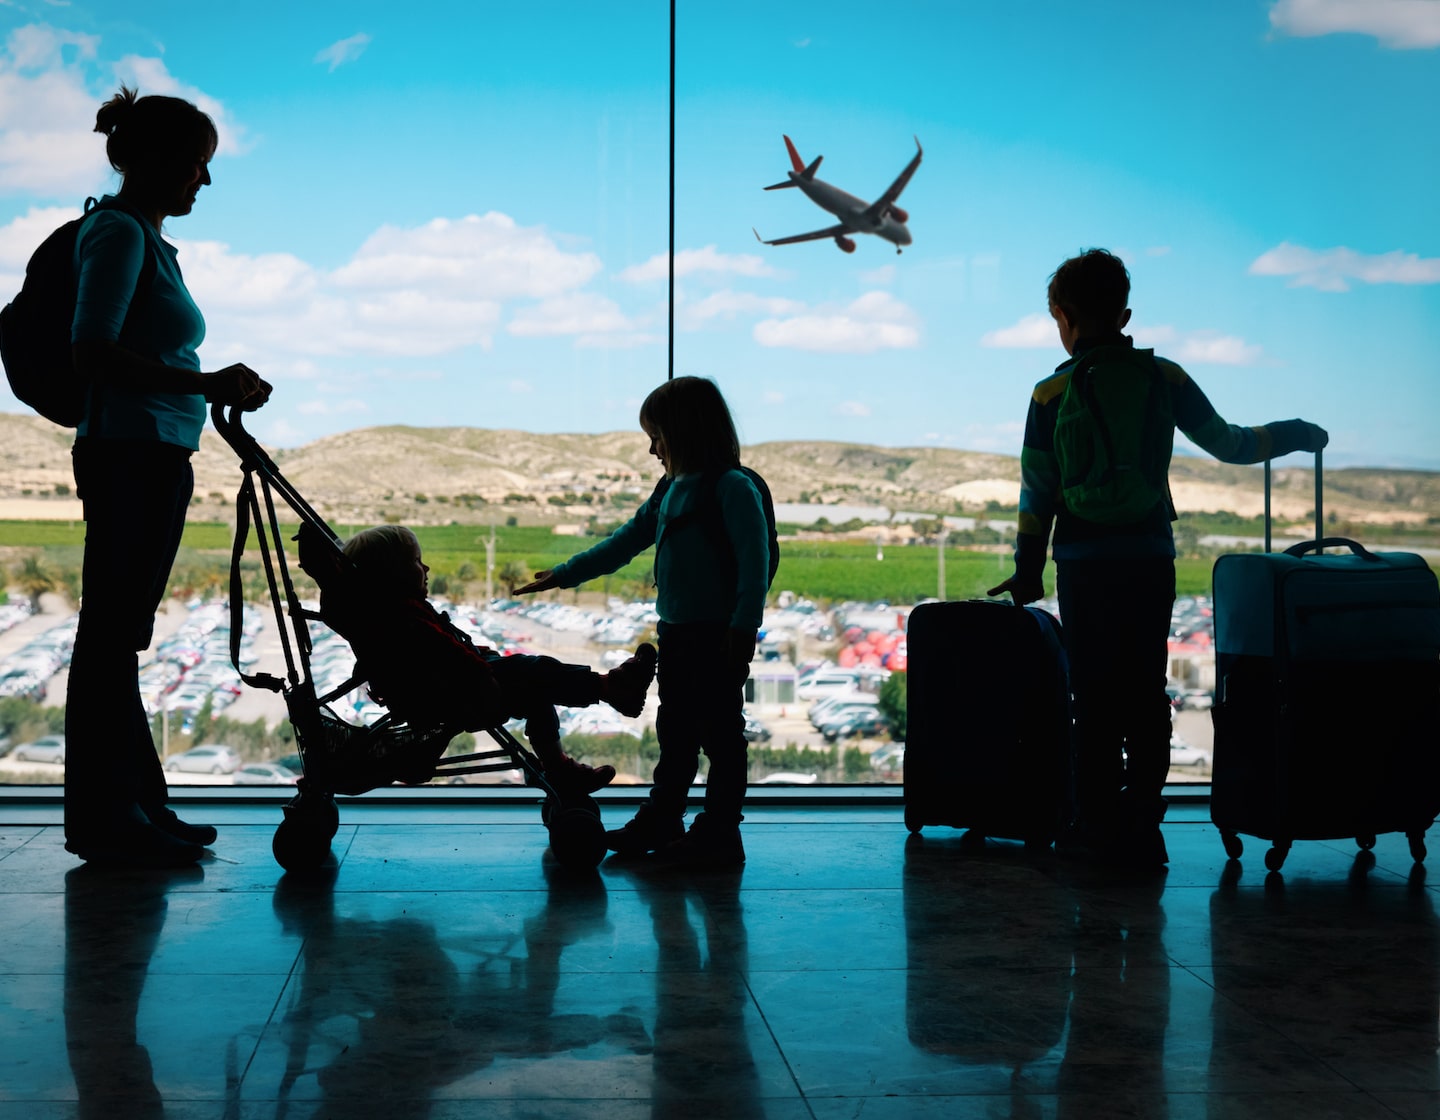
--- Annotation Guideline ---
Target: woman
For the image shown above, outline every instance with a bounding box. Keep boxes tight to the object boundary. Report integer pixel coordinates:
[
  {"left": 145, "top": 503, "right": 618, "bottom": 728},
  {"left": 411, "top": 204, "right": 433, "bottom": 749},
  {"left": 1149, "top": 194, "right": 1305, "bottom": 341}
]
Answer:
[{"left": 64, "top": 87, "right": 271, "bottom": 867}]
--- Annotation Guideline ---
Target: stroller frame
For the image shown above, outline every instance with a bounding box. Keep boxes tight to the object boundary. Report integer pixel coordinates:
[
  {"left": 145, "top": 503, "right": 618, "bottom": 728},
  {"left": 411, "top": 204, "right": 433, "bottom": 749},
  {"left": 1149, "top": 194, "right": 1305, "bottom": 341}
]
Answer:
[{"left": 212, "top": 404, "right": 608, "bottom": 871}]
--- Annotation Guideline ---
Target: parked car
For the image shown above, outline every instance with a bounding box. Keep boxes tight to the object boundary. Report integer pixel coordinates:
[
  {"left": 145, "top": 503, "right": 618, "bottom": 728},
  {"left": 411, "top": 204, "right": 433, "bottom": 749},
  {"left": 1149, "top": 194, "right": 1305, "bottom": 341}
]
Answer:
[
  {"left": 1169, "top": 735, "right": 1209, "bottom": 768},
  {"left": 821, "top": 710, "right": 892, "bottom": 742},
  {"left": 0, "top": 670, "right": 47, "bottom": 703},
  {"left": 742, "top": 713, "right": 772, "bottom": 743},
  {"left": 809, "top": 695, "right": 878, "bottom": 729},
  {"left": 754, "top": 772, "right": 819, "bottom": 785},
  {"left": 9, "top": 734, "right": 66, "bottom": 764},
  {"left": 164, "top": 745, "right": 243, "bottom": 774},
  {"left": 232, "top": 762, "right": 300, "bottom": 785}
]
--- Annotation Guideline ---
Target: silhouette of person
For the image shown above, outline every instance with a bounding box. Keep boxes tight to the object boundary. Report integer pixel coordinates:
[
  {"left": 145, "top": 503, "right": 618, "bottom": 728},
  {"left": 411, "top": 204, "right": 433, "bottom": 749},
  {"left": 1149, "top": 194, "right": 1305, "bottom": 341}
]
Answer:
[{"left": 64, "top": 86, "right": 271, "bottom": 867}]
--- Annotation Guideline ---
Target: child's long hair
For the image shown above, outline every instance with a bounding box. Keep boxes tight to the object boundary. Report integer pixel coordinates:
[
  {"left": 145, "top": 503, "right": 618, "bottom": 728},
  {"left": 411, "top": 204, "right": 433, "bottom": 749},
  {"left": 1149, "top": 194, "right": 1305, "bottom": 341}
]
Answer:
[{"left": 639, "top": 376, "right": 740, "bottom": 476}]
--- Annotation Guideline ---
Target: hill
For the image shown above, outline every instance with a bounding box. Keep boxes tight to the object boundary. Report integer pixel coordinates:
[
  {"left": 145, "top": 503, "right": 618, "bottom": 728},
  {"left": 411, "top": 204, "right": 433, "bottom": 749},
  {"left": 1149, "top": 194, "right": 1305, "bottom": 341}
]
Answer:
[{"left": 1, "top": 412, "right": 1437, "bottom": 529}]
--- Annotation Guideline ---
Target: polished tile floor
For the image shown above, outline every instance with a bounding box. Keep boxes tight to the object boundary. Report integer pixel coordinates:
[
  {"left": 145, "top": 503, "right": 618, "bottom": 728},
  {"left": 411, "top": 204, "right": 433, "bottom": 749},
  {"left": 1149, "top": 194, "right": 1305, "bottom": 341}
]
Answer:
[{"left": 1, "top": 803, "right": 1437, "bottom": 1119}]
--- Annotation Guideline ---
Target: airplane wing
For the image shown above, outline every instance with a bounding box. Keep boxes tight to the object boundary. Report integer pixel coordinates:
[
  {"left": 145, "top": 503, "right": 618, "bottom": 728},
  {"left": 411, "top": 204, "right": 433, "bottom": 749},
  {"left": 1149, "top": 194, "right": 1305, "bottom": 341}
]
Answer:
[
  {"left": 753, "top": 224, "right": 849, "bottom": 246},
  {"left": 863, "top": 137, "right": 923, "bottom": 220}
]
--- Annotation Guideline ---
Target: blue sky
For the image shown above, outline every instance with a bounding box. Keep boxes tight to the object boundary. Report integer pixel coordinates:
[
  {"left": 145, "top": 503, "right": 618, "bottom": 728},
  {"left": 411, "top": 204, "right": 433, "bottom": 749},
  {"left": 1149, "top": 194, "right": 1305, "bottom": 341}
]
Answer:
[{"left": 0, "top": 0, "right": 1436, "bottom": 468}]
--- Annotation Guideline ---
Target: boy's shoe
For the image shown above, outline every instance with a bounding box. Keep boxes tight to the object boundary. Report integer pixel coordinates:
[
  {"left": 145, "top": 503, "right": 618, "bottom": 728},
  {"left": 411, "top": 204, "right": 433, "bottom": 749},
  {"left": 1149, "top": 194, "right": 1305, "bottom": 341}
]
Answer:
[
  {"left": 606, "top": 803, "right": 685, "bottom": 855},
  {"left": 602, "top": 643, "right": 657, "bottom": 717},
  {"left": 652, "top": 813, "right": 746, "bottom": 871},
  {"left": 1100, "top": 825, "right": 1169, "bottom": 871},
  {"left": 544, "top": 753, "right": 617, "bottom": 797}
]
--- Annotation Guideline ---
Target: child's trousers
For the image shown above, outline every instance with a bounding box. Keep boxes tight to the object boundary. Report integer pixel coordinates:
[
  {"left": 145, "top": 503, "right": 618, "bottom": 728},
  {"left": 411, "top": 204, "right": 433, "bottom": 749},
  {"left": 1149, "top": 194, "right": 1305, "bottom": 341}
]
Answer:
[
  {"left": 648, "top": 621, "right": 749, "bottom": 826},
  {"left": 1056, "top": 555, "right": 1176, "bottom": 831}
]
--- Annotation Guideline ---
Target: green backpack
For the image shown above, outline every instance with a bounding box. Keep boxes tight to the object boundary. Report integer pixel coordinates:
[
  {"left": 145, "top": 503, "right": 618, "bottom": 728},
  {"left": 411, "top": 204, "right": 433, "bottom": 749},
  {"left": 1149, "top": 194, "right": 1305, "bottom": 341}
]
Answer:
[{"left": 1053, "top": 346, "right": 1175, "bottom": 525}]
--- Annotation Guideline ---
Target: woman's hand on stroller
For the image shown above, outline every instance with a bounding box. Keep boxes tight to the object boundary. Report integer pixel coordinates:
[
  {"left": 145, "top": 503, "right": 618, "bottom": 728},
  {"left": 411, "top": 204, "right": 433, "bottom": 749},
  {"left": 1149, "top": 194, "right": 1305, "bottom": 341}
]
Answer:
[
  {"left": 202, "top": 363, "right": 272, "bottom": 411},
  {"left": 514, "top": 569, "right": 559, "bottom": 595}
]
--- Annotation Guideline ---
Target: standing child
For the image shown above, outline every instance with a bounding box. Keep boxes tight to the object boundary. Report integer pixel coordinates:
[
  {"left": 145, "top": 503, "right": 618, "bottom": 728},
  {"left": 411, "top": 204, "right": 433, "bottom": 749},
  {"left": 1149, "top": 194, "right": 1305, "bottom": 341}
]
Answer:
[
  {"left": 517, "top": 376, "right": 770, "bottom": 869},
  {"left": 989, "top": 248, "right": 1327, "bottom": 868}
]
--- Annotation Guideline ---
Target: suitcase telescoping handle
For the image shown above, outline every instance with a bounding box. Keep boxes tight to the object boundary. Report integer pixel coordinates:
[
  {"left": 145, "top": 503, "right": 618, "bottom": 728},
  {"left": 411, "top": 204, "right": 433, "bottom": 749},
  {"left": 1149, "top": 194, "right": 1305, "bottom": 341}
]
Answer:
[{"left": 1263, "top": 449, "right": 1322, "bottom": 554}]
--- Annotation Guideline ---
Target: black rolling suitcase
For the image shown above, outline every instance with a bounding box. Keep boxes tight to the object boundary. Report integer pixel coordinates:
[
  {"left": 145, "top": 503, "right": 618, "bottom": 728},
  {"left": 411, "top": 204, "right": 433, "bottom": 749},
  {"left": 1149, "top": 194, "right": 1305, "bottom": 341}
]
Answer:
[
  {"left": 1210, "top": 453, "right": 1440, "bottom": 870},
  {"left": 903, "top": 599, "right": 1070, "bottom": 846}
]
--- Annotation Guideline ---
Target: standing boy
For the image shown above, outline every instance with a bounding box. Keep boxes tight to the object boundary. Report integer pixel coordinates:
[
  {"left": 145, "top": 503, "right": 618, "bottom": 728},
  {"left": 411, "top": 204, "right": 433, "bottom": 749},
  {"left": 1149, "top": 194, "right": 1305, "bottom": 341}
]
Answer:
[{"left": 990, "top": 249, "right": 1327, "bottom": 868}]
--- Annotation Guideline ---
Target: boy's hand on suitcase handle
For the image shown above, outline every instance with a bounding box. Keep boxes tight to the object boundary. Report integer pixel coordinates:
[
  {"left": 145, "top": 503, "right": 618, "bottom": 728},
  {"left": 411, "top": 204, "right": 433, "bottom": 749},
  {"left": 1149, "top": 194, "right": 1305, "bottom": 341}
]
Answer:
[{"left": 987, "top": 573, "right": 1044, "bottom": 605}]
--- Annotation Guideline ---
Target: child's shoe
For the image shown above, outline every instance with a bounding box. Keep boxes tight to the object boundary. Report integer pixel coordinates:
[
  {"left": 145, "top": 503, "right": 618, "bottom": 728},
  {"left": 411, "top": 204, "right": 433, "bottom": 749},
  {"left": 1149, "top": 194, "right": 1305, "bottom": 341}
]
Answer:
[
  {"left": 544, "top": 753, "right": 617, "bottom": 797},
  {"left": 602, "top": 643, "right": 657, "bottom": 717},
  {"left": 652, "top": 812, "right": 746, "bottom": 871},
  {"left": 144, "top": 805, "right": 218, "bottom": 847},
  {"left": 605, "top": 802, "right": 685, "bottom": 855}
]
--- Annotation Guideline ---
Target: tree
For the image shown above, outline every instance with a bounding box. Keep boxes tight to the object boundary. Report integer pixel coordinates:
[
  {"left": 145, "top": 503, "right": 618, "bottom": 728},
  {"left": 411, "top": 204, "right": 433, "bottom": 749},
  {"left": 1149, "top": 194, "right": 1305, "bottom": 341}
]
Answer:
[
  {"left": 878, "top": 671, "right": 907, "bottom": 742},
  {"left": 11, "top": 553, "right": 62, "bottom": 611},
  {"left": 498, "top": 560, "right": 529, "bottom": 597}
]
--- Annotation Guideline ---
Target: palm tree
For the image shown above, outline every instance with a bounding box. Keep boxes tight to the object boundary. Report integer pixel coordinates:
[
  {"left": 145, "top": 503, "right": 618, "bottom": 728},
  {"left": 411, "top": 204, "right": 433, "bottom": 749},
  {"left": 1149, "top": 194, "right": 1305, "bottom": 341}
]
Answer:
[
  {"left": 11, "top": 554, "right": 62, "bottom": 612},
  {"left": 498, "top": 560, "right": 529, "bottom": 597}
]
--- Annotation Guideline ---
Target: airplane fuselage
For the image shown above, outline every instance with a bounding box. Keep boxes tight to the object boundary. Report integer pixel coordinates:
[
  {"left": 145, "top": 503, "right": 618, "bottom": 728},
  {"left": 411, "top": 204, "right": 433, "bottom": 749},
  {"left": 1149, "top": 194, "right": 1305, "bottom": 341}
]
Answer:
[{"left": 791, "top": 173, "right": 913, "bottom": 247}]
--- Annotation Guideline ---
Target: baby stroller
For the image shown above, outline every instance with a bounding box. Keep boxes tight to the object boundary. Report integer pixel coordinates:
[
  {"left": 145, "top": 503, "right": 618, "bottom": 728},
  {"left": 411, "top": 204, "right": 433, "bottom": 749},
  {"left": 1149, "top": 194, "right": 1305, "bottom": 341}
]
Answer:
[{"left": 212, "top": 403, "right": 609, "bottom": 872}]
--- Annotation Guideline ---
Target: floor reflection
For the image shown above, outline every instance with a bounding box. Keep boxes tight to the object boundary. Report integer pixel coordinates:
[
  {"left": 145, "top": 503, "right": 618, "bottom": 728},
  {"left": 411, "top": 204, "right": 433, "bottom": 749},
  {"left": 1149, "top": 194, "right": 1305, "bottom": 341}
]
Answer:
[
  {"left": 903, "top": 836, "right": 1170, "bottom": 1117},
  {"left": 64, "top": 863, "right": 205, "bottom": 1120},
  {"left": 621, "top": 866, "right": 761, "bottom": 1118},
  {"left": 266, "top": 860, "right": 651, "bottom": 1115},
  {"left": 1207, "top": 855, "right": 1440, "bottom": 1101}
]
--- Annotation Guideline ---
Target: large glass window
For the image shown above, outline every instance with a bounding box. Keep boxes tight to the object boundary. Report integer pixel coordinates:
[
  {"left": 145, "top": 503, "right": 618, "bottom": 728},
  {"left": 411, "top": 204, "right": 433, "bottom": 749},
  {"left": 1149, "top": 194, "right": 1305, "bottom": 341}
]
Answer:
[{"left": 2, "top": 3, "right": 1436, "bottom": 792}]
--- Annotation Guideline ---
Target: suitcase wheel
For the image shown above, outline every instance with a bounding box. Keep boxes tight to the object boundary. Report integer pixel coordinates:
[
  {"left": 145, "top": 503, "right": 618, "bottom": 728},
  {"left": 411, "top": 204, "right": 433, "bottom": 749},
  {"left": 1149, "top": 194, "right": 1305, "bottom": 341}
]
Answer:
[
  {"left": 960, "top": 829, "right": 986, "bottom": 852},
  {"left": 904, "top": 804, "right": 924, "bottom": 834},
  {"left": 1408, "top": 832, "right": 1428, "bottom": 863},
  {"left": 1264, "top": 842, "right": 1291, "bottom": 872},
  {"left": 1356, "top": 834, "right": 1376, "bottom": 852},
  {"left": 1221, "top": 832, "right": 1243, "bottom": 861}
]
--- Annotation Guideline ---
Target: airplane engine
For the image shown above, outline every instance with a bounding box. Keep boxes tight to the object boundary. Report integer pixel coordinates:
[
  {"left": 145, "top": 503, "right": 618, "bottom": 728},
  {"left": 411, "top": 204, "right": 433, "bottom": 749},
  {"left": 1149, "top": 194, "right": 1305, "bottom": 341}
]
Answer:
[
  {"left": 889, "top": 206, "right": 909, "bottom": 224},
  {"left": 835, "top": 235, "right": 856, "bottom": 253}
]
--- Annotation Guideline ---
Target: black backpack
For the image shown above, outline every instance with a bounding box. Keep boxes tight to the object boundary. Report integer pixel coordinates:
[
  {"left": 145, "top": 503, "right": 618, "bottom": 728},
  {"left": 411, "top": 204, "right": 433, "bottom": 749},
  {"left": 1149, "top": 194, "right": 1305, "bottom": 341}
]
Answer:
[
  {"left": 653, "top": 465, "right": 780, "bottom": 589},
  {"left": 0, "top": 196, "right": 154, "bottom": 427}
]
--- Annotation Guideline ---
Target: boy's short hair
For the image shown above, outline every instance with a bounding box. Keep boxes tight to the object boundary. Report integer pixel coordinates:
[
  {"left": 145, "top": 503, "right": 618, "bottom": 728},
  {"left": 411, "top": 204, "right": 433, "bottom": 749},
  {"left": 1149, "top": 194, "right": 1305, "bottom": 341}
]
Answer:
[
  {"left": 1047, "top": 249, "right": 1130, "bottom": 328},
  {"left": 342, "top": 525, "right": 419, "bottom": 587}
]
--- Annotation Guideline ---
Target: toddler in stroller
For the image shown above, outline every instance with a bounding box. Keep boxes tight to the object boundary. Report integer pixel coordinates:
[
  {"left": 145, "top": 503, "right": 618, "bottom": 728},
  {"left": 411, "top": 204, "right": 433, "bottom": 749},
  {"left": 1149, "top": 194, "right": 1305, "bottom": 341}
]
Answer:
[{"left": 309, "top": 524, "right": 655, "bottom": 796}]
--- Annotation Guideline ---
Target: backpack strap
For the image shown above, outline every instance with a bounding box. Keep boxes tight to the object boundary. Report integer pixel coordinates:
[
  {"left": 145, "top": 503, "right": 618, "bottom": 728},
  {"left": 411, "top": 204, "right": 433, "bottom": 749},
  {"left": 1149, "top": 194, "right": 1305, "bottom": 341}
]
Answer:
[{"left": 78, "top": 197, "right": 160, "bottom": 436}]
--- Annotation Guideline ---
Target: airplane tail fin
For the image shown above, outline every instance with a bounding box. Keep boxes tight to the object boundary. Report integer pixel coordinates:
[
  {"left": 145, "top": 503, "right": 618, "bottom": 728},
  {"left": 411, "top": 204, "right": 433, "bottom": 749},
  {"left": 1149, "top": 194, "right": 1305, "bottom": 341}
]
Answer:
[
  {"left": 783, "top": 135, "right": 805, "bottom": 174},
  {"left": 763, "top": 179, "right": 798, "bottom": 191},
  {"left": 802, "top": 154, "right": 823, "bottom": 179}
]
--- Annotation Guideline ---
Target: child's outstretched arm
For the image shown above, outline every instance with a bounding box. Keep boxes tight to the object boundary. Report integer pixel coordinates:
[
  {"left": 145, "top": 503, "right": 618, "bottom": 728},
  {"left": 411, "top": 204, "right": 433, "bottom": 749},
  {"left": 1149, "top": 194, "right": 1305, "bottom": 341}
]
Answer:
[
  {"left": 515, "top": 569, "right": 558, "bottom": 595},
  {"left": 989, "top": 385, "right": 1057, "bottom": 604}
]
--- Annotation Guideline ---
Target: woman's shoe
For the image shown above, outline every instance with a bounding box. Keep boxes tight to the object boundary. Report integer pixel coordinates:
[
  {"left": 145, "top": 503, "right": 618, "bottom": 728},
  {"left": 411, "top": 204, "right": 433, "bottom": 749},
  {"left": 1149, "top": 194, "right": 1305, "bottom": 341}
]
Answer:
[
  {"left": 66, "top": 806, "right": 204, "bottom": 868},
  {"left": 145, "top": 805, "right": 218, "bottom": 847}
]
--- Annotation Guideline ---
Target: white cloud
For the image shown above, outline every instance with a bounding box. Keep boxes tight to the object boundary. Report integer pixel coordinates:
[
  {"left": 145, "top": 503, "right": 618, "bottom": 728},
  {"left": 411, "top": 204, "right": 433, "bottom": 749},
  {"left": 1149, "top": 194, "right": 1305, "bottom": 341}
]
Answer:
[
  {"left": 858, "top": 264, "right": 896, "bottom": 285},
  {"left": 1172, "top": 333, "right": 1264, "bottom": 366},
  {"left": 0, "top": 25, "right": 245, "bottom": 199},
  {"left": 1249, "top": 241, "right": 1440, "bottom": 291},
  {"left": 333, "top": 213, "right": 601, "bottom": 299},
  {"left": 753, "top": 290, "right": 920, "bottom": 353},
  {"left": 680, "top": 289, "right": 805, "bottom": 327},
  {"left": 980, "top": 312, "right": 1056, "bottom": 349},
  {"left": 763, "top": 390, "right": 785, "bottom": 404},
  {"left": 508, "top": 379, "right": 534, "bottom": 394},
  {"left": 948, "top": 421, "right": 1025, "bottom": 453},
  {"left": 315, "top": 33, "right": 372, "bottom": 72},
  {"left": 508, "top": 292, "right": 633, "bottom": 338},
  {"left": 1269, "top": 0, "right": 1440, "bottom": 48},
  {"left": 836, "top": 401, "right": 871, "bottom": 417},
  {"left": 617, "top": 245, "right": 774, "bottom": 283}
]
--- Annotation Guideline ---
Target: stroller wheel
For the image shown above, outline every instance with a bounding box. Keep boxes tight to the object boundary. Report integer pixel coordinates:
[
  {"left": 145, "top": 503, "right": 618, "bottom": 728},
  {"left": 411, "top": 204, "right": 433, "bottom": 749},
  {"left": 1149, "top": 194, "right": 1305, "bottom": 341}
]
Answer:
[
  {"left": 548, "top": 805, "right": 607, "bottom": 869},
  {"left": 272, "top": 790, "right": 340, "bottom": 872},
  {"left": 273, "top": 815, "right": 333, "bottom": 871}
]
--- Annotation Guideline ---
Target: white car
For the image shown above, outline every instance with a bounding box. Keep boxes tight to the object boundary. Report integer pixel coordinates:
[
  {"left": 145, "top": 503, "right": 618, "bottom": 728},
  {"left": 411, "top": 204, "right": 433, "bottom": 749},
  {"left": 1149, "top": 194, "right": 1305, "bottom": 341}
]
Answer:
[
  {"left": 1169, "top": 736, "right": 1209, "bottom": 768},
  {"left": 232, "top": 763, "right": 300, "bottom": 785},
  {"left": 164, "top": 745, "right": 243, "bottom": 774},
  {"left": 9, "top": 734, "right": 65, "bottom": 764}
]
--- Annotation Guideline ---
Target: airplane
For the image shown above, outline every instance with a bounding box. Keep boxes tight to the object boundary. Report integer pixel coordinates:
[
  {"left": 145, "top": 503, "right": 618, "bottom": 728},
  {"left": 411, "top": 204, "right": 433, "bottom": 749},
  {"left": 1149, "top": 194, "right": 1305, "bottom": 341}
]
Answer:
[{"left": 753, "top": 135, "right": 923, "bottom": 255}]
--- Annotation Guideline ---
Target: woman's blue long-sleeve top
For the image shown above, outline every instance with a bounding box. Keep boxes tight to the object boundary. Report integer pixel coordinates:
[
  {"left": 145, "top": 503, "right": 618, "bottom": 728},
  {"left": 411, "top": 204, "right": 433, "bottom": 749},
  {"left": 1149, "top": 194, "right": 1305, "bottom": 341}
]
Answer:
[
  {"left": 70, "top": 198, "right": 207, "bottom": 449},
  {"left": 549, "top": 469, "right": 771, "bottom": 630}
]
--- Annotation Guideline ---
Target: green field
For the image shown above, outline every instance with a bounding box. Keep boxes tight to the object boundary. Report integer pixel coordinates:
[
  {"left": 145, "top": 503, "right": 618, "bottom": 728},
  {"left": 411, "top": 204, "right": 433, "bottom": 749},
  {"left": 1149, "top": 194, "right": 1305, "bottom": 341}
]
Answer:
[{"left": 0, "top": 519, "right": 1218, "bottom": 605}]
